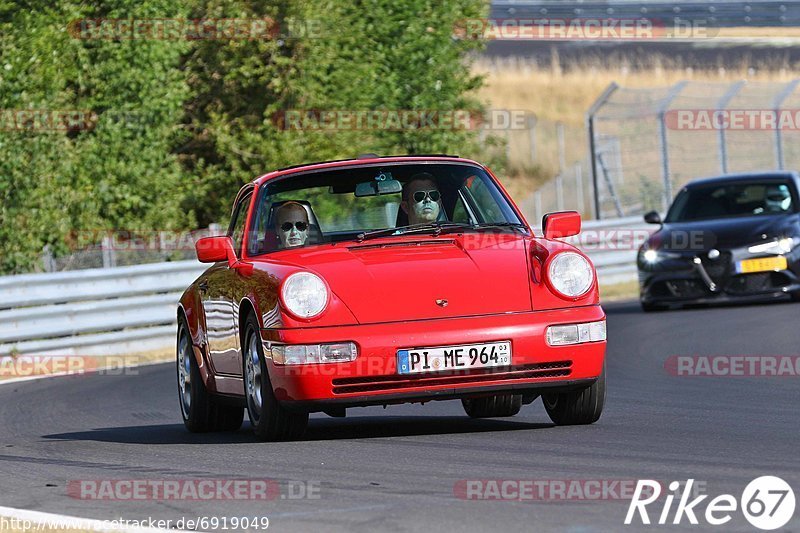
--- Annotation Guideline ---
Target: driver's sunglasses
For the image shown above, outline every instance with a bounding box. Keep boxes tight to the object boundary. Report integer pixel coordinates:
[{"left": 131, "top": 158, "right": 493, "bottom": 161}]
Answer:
[
  {"left": 413, "top": 190, "right": 441, "bottom": 203},
  {"left": 280, "top": 221, "right": 308, "bottom": 232}
]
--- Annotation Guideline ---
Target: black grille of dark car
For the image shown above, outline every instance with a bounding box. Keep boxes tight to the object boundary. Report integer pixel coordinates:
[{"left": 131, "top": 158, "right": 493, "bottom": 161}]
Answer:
[
  {"left": 727, "top": 272, "right": 792, "bottom": 294},
  {"left": 664, "top": 279, "right": 707, "bottom": 299},
  {"left": 700, "top": 252, "right": 732, "bottom": 285}
]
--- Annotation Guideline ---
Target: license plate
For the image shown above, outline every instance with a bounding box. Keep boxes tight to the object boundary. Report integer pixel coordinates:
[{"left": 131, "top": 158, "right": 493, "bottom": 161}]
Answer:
[
  {"left": 397, "top": 341, "right": 511, "bottom": 375},
  {"left": 737, "top": 256, "right": 788, "bottom": 274}
]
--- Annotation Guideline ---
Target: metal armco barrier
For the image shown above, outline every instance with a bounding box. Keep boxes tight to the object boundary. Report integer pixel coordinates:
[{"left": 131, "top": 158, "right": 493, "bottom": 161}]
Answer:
[{"left": 0, "top": 217, "right": 649, "bottom": 356}]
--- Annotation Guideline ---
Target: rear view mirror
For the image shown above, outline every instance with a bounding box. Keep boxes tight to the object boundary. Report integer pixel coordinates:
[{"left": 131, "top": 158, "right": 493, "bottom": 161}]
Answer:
[
  {"left": 643, "top": 211, "right": 662, "bottom": 225},
  {"left": 542, "top": 211, "right": 581, "bottom": 239},
  {"left": 355, "top": 171, "right": 402, "bottom": 197}
]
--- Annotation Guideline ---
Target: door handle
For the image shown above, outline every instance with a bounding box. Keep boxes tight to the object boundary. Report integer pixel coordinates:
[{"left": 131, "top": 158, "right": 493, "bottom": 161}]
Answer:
[{"left": 198, "top": 280, "right": 209, "bottom": 292}]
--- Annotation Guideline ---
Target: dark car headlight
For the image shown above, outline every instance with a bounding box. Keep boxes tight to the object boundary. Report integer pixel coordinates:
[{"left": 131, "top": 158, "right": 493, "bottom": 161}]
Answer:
[
  {"left": 638, "top": 248, "right": 681, "bottom": 265},
  {"left": 747, "top": 237, "right": 794, "bottom": 255}
]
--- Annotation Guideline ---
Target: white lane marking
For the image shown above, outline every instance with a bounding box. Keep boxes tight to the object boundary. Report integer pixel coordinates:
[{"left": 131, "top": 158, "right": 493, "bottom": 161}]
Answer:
[
  {"left": 0, "top": 359, "right": 171, "bottom": 387},
  {"left": 0, "top": 504, "right": 187, "bottom": 532}
]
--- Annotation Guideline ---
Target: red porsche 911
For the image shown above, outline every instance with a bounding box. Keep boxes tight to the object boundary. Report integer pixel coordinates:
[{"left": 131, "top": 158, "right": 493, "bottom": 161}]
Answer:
[{"left": 177, "top": 155, "right": 606, "bottom": 440}]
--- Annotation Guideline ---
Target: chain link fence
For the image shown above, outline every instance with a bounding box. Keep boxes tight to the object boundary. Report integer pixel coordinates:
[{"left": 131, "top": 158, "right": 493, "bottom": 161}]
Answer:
[{"left": 587, "top": 79, "right": 800, "bottom": 219}]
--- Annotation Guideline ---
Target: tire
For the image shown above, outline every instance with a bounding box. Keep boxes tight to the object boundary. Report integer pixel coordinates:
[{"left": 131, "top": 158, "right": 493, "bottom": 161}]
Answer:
[
  {"left": 461, "top": 394, "right": 523, "bottom": 418},
  {"left": 790, "top": 291, "right": 800, "bottom": 302},
  {"left": 641, "top": 301, "right": 667, "bottom": 312},
  {"left": 542, "top": 364, "right": 605, "bottom": 425},
  {"left": 177, "top": 314, "right": 244, "bottom": 433},
  {"left": 242, "top": 314, "right": 308, "bottom": 441}
]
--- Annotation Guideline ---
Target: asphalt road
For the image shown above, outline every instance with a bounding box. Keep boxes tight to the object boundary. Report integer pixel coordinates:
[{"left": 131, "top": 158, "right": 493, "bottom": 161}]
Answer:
[{"left": 1, "top": 300, "right": 799, "bottom": 532}]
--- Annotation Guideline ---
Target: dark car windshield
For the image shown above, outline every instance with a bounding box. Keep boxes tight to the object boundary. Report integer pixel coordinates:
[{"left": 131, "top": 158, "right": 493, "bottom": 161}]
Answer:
[
  {"left": 665, "top": 180, "right": 797, "bottom": 223},
  {"left": 247, "top": 162, "right": 525, "bottom": 255}
]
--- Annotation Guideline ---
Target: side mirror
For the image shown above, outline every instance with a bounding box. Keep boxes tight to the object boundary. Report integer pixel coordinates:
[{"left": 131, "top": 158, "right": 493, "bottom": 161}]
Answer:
[
  {"left": 644, "top": 211, "right": 662, "bottom": 225},
  {"left": 195, "top": 236, "right": 234, "bottom": 263},
  {"left": 542, "top": 211, "right": 581, "bottom": 239}
]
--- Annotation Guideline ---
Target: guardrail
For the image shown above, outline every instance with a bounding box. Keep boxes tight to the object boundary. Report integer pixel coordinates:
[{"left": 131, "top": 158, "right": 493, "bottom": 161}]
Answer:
[{"left": 0, "top": 217, "right": 649, "bottom": 357}]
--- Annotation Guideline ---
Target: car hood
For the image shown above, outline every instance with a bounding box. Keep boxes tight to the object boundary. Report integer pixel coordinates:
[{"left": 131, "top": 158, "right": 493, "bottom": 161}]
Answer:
[
  {"left": 652, "top": 214, "right": 800, "bottom": 251},
  {"left": 274, "top": 235, "right": 533, "bottom": 324}
]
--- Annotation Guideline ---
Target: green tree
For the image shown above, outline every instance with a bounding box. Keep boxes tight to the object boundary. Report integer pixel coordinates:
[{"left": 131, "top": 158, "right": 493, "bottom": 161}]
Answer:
[{"left": 0, "top": 0, "right": 191, "bottom": 273}]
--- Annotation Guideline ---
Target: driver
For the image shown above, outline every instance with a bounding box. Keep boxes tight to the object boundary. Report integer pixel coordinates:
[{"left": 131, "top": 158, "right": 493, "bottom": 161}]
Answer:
[
  {"left": 764, "top": 184, "right": 791, "bottom": 213},
  {"left": 400, "top": 173, "right": 442, "bottom": 225},
  {"left": 274, "top": 201, "right": 310, "bottom": 248}
]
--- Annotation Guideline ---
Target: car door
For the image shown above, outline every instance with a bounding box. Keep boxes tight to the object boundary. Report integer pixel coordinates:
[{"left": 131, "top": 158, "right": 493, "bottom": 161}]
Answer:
[{"left": 201, "top": 188, "right": 253, "bottom": 377}]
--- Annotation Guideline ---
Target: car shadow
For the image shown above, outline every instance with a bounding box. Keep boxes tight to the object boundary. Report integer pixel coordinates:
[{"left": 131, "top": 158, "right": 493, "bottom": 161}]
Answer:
[{"left": 41, "top": 416, "right": 553, "bottom": 445}]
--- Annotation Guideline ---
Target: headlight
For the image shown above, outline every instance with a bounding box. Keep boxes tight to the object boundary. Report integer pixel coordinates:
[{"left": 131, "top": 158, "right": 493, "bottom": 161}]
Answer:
[
  {"left": 748, "top": 237, "right": 794, "bottom": 255},
  {"left": 281, "top": 272, "right": 328, "bottom": 319},
  {"left": 547, "top": 252, "right": 594, "bottom": 298},
  {"left": 643, "top": 249, "right": 658, "bottom": 263}
]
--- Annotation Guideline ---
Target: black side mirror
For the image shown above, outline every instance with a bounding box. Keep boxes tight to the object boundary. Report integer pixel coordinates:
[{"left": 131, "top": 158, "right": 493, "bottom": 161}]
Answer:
[{"left": 644, "top": 211, "right": 662, "bottom": 225}]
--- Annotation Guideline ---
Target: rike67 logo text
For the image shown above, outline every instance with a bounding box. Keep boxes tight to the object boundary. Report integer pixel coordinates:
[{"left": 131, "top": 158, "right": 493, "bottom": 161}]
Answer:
[{"left": 626, "top": 477, "right": 795, "bottom": 530}]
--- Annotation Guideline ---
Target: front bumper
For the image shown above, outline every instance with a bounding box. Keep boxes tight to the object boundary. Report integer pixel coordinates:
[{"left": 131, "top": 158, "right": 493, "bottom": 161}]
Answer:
[
  {"left": 639, "top": 249, "right": 800, "bottom": 305},
  {"left": 261, "top": 305, "right": 606, "bottom": 409}
]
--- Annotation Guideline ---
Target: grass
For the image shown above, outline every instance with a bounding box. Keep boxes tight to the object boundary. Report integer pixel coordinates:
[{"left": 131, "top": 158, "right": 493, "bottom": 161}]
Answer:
[{"left": 599, "top": 280, "right": 639, "bottom": 302}]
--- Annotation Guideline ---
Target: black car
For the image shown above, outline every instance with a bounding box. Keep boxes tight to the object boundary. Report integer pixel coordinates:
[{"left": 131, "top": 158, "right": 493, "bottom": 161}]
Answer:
[{"left": 638, "top": 171, "right": 800, "bottom": 311}]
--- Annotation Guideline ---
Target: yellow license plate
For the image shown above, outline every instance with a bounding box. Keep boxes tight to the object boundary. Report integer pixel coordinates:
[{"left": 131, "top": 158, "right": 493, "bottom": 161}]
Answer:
[{"left": 737, "top": 256, "right": 788, "bottom": 274}]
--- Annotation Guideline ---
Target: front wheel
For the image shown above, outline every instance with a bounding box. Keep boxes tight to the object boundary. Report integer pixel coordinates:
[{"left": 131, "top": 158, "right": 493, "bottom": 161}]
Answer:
[
  {"left": 177, "top": 314, "right": 243, "bottom": 432},
  {"left": 542, "top": 365, "right": 605, "bottom": 425},
  {"left": 462, "top": 394, "right": 522, "bottom": 418},
  {"left": 243, "top": 314, "right": 308, "bottom": 441},
  {"left": 641, "top": 301, "right": 667, "bottom": 312}
]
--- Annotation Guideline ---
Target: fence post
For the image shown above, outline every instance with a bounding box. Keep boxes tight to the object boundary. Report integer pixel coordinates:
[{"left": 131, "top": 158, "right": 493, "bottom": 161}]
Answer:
[
  {"left": 656, "top": 80, "right": 688, "bottom": 211},
  {"left": 773, "top": 79, "right": 800, "bottom": 170},
  {"left": 586, "top": 82, "right": 619, "bottom": 220},
  {"left": 101, "top": 235, "right": 116, "bottom": 269},
  {"left": 527, "top": 115, "right": 537, "bottom": 164},
  {"left": 716, "top": 80, "right": 745, "bottom": 174},
  {"left": 534, "top": 191, "right": 543, "bottom": 226},
  {"left": 41, "top": 245, "right": 56, "bottom": 273},
  {"left": 575, "top": 162, "right": 584, "bottom": 215},
  {"left": 556, "top": 175, "right": 564, "bottom": 211}
]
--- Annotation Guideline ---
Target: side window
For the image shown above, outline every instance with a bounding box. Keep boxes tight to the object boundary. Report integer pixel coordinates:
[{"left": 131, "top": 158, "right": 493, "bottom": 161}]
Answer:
[
  {"left": 228, "top": 192, "right": 253, "bottom": 257},
  {"left": 466, "top": 178, "right": 501, "bottom": 222},
  {"left": 451, "top": 195, "right": 470, "bottom": 223}
]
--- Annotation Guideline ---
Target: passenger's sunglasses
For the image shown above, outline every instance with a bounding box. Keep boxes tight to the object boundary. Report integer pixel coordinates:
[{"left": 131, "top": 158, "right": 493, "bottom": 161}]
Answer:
[
  {"left": 280, "top": 221, "right": 308, "bottom": 232},
  {"left": 413, "top": 190, "right": 441, "bottom": 203}
]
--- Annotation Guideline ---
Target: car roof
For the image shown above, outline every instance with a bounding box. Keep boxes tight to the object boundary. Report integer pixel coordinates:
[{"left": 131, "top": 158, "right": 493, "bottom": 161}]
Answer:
[
  {"left": 250, "top": 155, "right": 484, "bottom": 186},
  {"left": 685, "top": 171, "right": 800, "bottom": 189}
]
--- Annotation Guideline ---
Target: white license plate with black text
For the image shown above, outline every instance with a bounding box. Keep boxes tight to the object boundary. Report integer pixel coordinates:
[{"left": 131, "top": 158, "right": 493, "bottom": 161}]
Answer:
[{"left": 397, "top": 341, "right": 511, "bottom": 375}]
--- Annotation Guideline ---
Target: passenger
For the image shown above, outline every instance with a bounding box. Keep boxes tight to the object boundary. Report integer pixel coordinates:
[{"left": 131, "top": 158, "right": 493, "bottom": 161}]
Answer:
[
  {"left": 274, "top": 202, "right": 310, "bottom": 248},
  {"left": 400, "top": 173, "right": 442, "bottom": 225}
]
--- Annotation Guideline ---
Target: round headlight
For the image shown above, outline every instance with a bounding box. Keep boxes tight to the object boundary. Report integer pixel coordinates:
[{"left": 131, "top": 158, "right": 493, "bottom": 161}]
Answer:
[
  {"left": 547, "top": 252, "right": 594, "bottom": 298},
  {"left": 281, "top": 272, "right": 328, "bottom": 319}
]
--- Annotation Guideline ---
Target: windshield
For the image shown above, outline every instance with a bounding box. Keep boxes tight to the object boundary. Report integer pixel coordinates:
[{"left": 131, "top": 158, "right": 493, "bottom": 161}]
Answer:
[
  {"left": 665, "top": 180, "right": 797, "bottom": 223},
  {"left": 247, "top": 162, "right": 525, "bottom": 255}
]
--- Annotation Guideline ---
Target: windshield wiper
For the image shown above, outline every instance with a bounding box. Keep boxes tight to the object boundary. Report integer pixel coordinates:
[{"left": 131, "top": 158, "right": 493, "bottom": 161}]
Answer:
[
  {"left": 473, "top": 222, "right": 528, "bottom": 231},
  {"left": 357, "top": 222, "right": 474, "bottom": 242}
]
